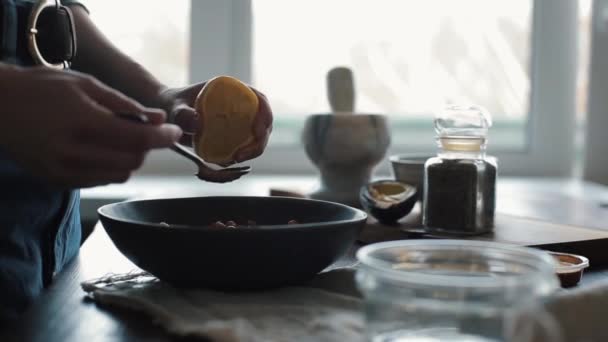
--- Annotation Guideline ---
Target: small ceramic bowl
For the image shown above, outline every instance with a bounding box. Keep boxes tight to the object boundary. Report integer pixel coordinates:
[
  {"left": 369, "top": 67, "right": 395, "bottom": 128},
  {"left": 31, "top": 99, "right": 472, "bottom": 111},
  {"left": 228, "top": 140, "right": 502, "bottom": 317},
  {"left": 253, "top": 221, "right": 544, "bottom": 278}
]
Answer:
[
  {"left": 360, "top": 180, "right": 417, "bottom": 224},
  {"left": 549, "top": 252, "right": 589, "bottom": 288},
  {"left": 389, "top": 154, "right": 433, "bottom": 200}
]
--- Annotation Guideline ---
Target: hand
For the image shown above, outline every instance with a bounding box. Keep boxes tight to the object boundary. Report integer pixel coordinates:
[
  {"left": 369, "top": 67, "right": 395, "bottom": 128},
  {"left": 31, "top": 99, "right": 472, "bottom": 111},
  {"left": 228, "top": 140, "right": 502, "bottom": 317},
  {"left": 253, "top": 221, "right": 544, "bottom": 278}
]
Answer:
[
  {"left": 161, "top": 81, "right": 273, "bottom": 163},
  {"left": 0, "top": 66, "right": 182, "bottom": 188}
]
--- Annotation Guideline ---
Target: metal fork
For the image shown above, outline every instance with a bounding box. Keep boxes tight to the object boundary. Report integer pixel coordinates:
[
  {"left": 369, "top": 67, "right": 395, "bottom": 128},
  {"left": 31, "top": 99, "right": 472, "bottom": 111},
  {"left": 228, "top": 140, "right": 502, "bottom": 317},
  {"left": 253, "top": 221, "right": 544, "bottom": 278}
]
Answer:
[{"left": 116, "top": 112, "right": 251, "bottom": 183}]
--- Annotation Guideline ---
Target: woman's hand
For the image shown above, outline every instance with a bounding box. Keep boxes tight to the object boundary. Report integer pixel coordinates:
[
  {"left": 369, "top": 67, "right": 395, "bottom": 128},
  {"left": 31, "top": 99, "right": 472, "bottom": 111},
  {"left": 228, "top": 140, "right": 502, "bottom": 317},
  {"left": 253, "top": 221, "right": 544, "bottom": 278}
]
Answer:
[
  {"left": 161, "top": 81, "right": 273, "bottom": 163},
  {"left": 0, "top": 66, "right": 182, "bottom": 188}
]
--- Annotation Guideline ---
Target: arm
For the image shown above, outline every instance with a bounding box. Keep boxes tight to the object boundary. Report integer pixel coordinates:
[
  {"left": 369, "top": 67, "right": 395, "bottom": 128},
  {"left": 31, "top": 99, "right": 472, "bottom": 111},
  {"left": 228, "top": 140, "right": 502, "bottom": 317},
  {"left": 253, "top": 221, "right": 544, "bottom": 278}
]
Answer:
[
  {"left": 0, "top": 62, "right": 181, "bottom": 188},
  {"left": 67, "top": 6, "right": 273, "bottom": 160},
  {"left": 68, "top": 6, "right": 168, "bottom": 111}
]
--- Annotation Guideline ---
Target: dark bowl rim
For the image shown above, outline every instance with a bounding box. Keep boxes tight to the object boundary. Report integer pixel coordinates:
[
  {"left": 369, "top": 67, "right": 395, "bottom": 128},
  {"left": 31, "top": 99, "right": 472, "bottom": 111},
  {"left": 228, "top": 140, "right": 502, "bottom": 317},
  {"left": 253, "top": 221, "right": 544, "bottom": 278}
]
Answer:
[{"left": 98, "top": 196, "right": 368, "bottom": 232}]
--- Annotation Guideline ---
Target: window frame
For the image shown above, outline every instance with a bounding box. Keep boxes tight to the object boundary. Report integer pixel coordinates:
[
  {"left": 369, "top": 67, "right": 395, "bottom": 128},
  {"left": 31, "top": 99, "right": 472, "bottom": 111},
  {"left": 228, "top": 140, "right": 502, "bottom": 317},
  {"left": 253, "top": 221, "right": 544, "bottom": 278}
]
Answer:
[
  {"left": 583, "top": 0, "right": 608, "bottom": 185},
  {"left": 140, "top": 0, "right": 580, "bottom": 177}
]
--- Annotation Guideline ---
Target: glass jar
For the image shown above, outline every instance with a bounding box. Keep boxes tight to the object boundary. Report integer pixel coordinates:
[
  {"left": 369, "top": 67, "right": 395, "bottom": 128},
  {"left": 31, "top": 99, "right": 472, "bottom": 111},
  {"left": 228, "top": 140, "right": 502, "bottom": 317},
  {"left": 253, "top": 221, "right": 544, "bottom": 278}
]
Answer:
[
  {"left": 423, "top": 104, "right": 496, "bottom": 235},
  {"left": 356, "top": 240, "right": 561, "bottom": 342}
]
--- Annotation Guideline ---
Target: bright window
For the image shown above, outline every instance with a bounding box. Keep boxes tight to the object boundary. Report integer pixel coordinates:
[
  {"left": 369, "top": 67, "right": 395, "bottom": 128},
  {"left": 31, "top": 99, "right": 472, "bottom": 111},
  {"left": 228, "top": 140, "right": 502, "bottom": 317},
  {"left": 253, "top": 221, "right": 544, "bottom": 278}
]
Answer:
[
  {"left": 252, "top": 0, "right": 531, "bottom": 150},
  {"left": 82, "top": 0, "right": 594, "bottom": 177},
  {"left": 84, "top": 0, "right": 190, "bottom": 87}
]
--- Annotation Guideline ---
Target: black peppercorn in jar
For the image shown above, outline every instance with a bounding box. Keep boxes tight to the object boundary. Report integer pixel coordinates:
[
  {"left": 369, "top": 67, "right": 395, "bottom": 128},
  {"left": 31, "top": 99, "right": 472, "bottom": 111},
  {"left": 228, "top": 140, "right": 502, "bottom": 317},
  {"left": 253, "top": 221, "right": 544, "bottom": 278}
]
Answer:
[{"left": 423, "top": 105, "right": 497, "bottom": 235}]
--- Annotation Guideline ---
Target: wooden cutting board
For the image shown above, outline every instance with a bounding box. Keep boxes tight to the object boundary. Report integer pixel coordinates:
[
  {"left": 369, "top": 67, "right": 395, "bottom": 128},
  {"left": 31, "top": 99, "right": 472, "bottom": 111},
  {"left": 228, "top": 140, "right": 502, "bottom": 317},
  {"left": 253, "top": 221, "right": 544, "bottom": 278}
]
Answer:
[
  {"left": 269, "top": 186, "right": 608, "bottom": 267},
  {"left": 361, "top": 208, "right": 608, "bottom": 267}
]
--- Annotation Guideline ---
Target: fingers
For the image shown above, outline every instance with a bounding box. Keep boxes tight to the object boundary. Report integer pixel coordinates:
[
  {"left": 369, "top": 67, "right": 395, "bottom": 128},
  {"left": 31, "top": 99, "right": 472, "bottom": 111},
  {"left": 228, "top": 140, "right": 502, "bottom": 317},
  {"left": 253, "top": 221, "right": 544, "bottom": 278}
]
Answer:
[
  {"left": 251, "top": 89, "right": 274, "bottom": 140},
  {"left": 76, "top": 73, "right": 168, "bottom": 125},
  {"left": 94, "top": 121, "right": 182, "bottom": 152},
  {"left": 177, "top": 82, "right": 207, "bottom": 105},
  {"left": 76, "top": 107, "right": 182, "bottom": 153},
  {"left": 233, "top": 89, "right": 273, "bottom": 162},
  {"left": 172, "top": 103, "right": 200, "bottom": 134},
  {"left": 68, "top": 86, "right": 181, "bottom": 151},
  {"left": 52, "top": 117, "right": 176, "bottom": 187},
  {"left": 234, "top": 127, "right": 271, "bottom": 162},
  {"left": 178, "top": 134, "right": 193, "bottom": 146},
  {"left": 78, "top": 75, "right": 153, "bottom": 114},
  {"left": 141, "top": 107, "right": 167, "bottom": 125}
]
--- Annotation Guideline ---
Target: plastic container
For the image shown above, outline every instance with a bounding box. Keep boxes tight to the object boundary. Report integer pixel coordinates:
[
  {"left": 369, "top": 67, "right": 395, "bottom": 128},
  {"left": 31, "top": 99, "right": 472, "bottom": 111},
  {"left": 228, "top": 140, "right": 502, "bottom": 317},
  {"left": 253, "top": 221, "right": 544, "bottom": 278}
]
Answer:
[
  {"left": 356, "top": 240, "right": 560, "bottom": 342},
  {"left": 549, "top": 252, "right": 590, "bottom": 288}
]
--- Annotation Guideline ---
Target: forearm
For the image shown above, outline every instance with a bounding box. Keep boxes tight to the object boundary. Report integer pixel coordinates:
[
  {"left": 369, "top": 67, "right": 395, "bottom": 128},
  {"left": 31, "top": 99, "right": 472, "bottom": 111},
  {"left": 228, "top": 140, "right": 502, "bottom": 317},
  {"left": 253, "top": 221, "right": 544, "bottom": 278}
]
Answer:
[{"left": 68, "top": 6, "right": 169, "bottom": 109}]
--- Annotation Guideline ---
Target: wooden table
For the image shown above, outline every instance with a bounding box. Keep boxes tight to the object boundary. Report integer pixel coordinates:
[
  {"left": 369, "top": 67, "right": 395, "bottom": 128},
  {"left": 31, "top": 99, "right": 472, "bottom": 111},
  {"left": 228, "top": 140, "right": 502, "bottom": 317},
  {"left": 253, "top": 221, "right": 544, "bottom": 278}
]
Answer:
[{"left": 5, "top": 176, "right": 608, "bottom": 341}]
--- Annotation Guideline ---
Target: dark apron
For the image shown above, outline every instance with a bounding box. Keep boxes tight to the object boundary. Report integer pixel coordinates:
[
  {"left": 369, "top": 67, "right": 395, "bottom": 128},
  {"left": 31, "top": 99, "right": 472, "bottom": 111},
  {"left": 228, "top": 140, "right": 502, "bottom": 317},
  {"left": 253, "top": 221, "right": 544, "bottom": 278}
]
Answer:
[{"left": 0, "top": 0, "right": 81, "bottom": 323}]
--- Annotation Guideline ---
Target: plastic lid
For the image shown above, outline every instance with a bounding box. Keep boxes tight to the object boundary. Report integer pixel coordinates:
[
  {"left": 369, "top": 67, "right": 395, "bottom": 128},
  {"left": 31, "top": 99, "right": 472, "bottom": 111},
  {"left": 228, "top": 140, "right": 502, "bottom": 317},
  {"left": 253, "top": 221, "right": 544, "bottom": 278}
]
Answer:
[
  {"left": 356, "top": 240, "right": 558, "bottom": 289},
  {"left": 435, "top": 104, "right": 492, "bottom": 151}
]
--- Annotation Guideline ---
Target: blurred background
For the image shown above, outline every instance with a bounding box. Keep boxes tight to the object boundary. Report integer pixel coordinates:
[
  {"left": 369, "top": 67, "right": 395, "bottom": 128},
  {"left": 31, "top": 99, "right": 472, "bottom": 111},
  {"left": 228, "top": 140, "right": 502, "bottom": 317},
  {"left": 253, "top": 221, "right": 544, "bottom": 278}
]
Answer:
[{"left": 83, "top": 0, "right": 603, "bottom": 181}]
